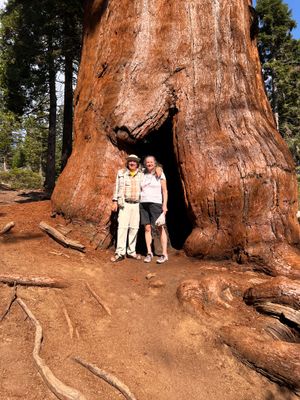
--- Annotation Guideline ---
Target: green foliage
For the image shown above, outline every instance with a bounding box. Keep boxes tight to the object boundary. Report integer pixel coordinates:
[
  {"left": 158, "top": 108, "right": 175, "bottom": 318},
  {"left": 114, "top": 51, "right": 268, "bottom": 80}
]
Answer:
[
  {"left": 0, "top": 108, "right": 20, "bottom": 168},
  {"left": 0, "top": 3, "right": 48, "bottom": 114},
  {"left": 256, "top": 0, "right": 300, "bottom": 163},
  {"left": 0, "top": 0, "right": 83, "bottom": 180},
  {"left": 0, "top": 168, "right": 43, "bottom": 189},
  {"left": 22, "top": 115, "right": 48, "bottom": 173},
  {"left": 11, "top": 147, "right": 26, "bottom": 168},
  {"left": 0, "top": 0, "right": 83, "bottom": 116}
]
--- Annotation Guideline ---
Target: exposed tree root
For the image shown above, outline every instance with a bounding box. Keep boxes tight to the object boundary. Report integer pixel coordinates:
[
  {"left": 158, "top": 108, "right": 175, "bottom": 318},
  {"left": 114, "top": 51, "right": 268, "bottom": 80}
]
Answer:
[
  {"left": 244, "top": 276, "right": 300, "bottom": 309},
  {"left": 85, "top": 282, "right": 111, "bottom": 316},
  {"left": 244, "top": 276, "right": 300, "bottom": 330},
  {"left": 39, "top": 221, "right": 85, "bottom": 252},
  {"left": 0, "top": 221, "right": 15, "bottom": 234},
  {"left": 0, "top": 285, "right": 17, "bottom": 322},
  {"left": 74, "top": 356, "right": 137, "bottom": 400},
  {"left": 220, "top": 326, "right": 300, "bottom": 395},
  {"left": 0, "top": 274, "right": 69, "bottom": 288},
  {"left": 177, "top": 274, "right": 300, "bottom": 394},
  {"left": 256, "top": 302, "right": 300, "bottom": 329},
  {"left": 17, "top": 298, "right": 87, "bottom": 400},
  {"left": 265, "top": 320, "right": 299, "bottom": 343}
]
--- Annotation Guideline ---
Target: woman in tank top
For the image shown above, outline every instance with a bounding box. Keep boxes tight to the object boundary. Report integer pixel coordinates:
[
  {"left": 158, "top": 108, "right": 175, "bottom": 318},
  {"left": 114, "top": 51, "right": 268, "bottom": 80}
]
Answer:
[{"left": 140, "top": 156, "right": 168, "bottom": 264}]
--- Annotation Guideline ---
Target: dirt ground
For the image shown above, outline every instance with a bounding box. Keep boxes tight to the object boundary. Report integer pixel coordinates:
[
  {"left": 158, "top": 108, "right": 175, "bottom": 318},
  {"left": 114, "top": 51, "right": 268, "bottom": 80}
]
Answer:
[{"left": 0, "top": 187, "right": 298, "bottom": 400}]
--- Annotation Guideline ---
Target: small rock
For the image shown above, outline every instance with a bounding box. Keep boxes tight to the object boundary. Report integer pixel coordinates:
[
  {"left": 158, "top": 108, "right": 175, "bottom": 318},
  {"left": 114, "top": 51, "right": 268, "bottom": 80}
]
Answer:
[
  {"left": 145, "top": 272, "right": 157, "bottom": 280},
  {"left": 149, "top": 279, "right": 165, "bottom": 288}
]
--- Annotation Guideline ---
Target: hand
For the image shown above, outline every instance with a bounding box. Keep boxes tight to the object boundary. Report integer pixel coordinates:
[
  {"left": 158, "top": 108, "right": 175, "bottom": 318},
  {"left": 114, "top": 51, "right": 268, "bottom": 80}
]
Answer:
[
  {"left": 111, "top": 202, "right": 118, "bottom": 212},
  {"left": 162, "top": 205, "right": 168, "bottom": 214}
]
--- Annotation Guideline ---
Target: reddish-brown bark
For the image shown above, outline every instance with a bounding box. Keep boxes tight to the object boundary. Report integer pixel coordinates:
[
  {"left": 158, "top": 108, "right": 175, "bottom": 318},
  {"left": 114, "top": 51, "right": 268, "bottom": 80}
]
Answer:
[{"left": 52, "top": 0, "right": 299, "bottom": 265}]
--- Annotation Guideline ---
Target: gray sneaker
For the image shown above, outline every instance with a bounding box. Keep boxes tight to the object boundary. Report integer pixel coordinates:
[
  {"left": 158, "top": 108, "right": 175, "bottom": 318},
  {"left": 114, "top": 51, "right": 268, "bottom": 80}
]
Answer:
[
  {"left": 157, "top": 255, "right": 168, "bottom": 264},
  {"left": 144, "top": 253, "right": 153, "bottom": 263}
]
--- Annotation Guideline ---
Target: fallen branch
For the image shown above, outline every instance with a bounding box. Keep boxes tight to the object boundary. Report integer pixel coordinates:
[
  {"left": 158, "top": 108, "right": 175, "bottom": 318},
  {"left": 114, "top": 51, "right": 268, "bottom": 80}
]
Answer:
[
  {"left": 73, "top": 356, "right": 137, "bottom": 400},
  {"left": 0, "top": 285, "right": 17, "bottom": 322},
  {"left": 0, "top": 274, "right": 68, "bottom": 289},
  {"left": 0, "top": 221, "right": 15, "bottom": 235},
  {"left": 17, "top": 298, "right": 86, "bottom": 400},
  {"left": 85, "top": 282, "right": 111, "bottom": 316},
  {"left": 39, "top": 221, "right": 85, "bottom": 252}
]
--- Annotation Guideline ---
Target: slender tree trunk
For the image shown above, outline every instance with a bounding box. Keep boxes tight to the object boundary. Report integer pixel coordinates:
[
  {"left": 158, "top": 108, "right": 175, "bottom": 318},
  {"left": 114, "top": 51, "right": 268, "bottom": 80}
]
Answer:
[
  {"left": 61, "top": 15, "right": 74, "bottom": 172},
  {"left": 52, "top": 0, "right": 299, "bottom": 270},
  {"left": 44, "top": 36, "right": 57, "bottom": 194},
  {"left": 3, "top": 156, "right": 8, "bottom": 172}
]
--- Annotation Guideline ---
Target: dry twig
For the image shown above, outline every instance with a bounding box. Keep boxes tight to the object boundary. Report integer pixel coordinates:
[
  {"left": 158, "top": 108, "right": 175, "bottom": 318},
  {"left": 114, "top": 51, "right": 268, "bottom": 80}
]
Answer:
[
  {"left": 63, "top": 306, "right": 74, "bottom": 339},
  {"left": 74, "top": 356, "right": 137, "bottom": 400},
  {"left": 0, "top": 221, "right": 15, "bottom": 235},
  {"left": 49, "top": 251, "right": 71, "bottom": 259},
  {"left": 17, "top": 298, "right": 86, "bottom": 400},
  {"left": 85, "top": 282, "right": 111, "bottom": 316}
]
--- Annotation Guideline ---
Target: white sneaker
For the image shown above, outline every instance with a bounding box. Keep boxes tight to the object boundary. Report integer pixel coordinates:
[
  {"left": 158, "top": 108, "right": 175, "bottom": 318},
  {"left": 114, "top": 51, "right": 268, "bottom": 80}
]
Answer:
[
  {"left": 144, "top": 253, "right": 153, "bottom": 263},
  {"left": 157, "top": 255, "right": 168, "bottom": 264}
]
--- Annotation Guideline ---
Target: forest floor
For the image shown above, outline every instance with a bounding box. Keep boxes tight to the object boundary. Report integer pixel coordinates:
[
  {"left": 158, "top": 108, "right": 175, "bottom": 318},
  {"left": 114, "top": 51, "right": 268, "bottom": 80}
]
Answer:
[{"left": 0, "top": 186, "right": 298, "bottom": 400}]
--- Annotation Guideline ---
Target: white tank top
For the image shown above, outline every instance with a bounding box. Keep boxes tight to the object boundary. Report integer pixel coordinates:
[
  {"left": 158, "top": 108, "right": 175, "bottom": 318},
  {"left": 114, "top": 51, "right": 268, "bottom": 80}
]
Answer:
[{"left": 140, "top": 172, "right": 166, "bottom": 204}]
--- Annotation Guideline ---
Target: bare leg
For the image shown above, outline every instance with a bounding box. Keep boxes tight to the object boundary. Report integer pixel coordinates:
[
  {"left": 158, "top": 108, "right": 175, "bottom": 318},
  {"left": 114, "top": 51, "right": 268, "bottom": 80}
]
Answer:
[
  {"left": 158, "top": 226, "right": 168, "bottom": 256},
  {"left": 144, "top": 224, "right": 152, "bottom": 254}
]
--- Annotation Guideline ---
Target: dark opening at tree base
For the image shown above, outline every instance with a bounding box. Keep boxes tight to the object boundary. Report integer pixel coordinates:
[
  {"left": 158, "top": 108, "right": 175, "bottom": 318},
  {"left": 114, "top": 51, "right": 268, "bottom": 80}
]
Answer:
[{"left": 131, "top": 113, "right": 193, "bottom": 250}]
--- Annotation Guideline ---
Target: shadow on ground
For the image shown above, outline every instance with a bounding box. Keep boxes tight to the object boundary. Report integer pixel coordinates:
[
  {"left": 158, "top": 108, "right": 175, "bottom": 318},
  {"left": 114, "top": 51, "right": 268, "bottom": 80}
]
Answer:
[
  {"left": 16, "top": 191, "right": 50, "bottom": 204},
  {"left": 0, "top": 233, "right": 44, "bottom": 243}
]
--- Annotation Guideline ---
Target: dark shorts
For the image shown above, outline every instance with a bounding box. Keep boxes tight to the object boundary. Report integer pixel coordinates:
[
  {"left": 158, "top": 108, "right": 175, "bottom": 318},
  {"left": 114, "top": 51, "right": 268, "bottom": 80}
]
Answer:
[{"left": 140, "top": 202, "right": 162, "bottom": 226}]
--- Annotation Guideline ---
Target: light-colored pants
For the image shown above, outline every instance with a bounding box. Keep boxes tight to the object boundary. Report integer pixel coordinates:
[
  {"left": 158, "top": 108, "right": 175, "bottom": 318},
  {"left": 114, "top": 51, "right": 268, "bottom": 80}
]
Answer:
[{"left": 116, "top": 202, "right": 140, "bottom": 256}]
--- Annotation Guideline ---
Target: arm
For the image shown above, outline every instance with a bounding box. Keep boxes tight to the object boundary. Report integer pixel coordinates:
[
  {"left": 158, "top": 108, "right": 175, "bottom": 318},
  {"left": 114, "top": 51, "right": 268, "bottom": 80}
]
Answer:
[
  {"left": 161, "top": 179, "right": 168, "bottom": 214},
  {"left": 112, "top": 173, "right": 119, "bottom": 212}
]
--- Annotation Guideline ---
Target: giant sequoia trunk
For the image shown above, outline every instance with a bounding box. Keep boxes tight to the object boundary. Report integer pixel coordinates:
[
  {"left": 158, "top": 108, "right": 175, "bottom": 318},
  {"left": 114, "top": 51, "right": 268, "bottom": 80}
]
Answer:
[{"left": 52, "top": 0, "right": 299, "bottom": 267}]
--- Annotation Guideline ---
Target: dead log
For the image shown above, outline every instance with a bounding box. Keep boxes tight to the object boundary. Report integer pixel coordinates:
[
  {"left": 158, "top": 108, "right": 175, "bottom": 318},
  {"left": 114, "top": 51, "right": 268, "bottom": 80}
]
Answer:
[
  {"left": 244, "top": 276, "right": 300, "bottom": 310},
  {"left": 17, "top": 298, "right": 86, "bottom": 400},
  {"left": 0, "top": 285, "right": 17, "bottom": 321},
  {"left": 39, "top": 221, "right": 85, "bottom": 252},
  {"left": 0, "top": 274, "right": 68, "bottom": 288},
  {"left": 85, "top": 282, "right": 111, "bottom": 316},
  {"left": 0, "top": 221, "right": 15, "bottom": 235},
  {"left": 74, "top": 356, "right": 137, "bottom": 400},
  {"left": 220, "top": 325, "right": 300, "bottom": 395}
]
